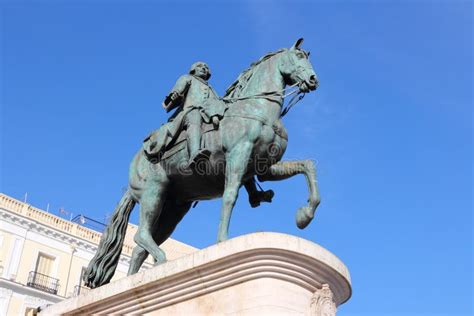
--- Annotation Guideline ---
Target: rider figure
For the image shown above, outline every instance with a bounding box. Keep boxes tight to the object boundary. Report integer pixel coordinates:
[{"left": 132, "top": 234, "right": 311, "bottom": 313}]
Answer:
[{"left": 163, "top": 61, "right": 217, "bottom": 167}]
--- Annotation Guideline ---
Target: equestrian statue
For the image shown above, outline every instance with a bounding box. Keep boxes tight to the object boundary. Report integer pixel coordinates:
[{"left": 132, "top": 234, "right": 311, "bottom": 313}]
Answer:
[{"left": 84, "top": 38, "right": 320, "bottom": 288}]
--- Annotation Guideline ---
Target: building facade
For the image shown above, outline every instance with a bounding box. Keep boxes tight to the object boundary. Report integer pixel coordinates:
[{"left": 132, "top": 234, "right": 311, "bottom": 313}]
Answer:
[{"left": 0, "top": 193, "right": 197, "bottom": 315}]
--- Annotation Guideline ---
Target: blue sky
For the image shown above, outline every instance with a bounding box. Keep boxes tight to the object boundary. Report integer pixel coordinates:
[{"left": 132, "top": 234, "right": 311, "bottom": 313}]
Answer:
[{"left": 1, "top": 1, "right": 472, "bottom": 315}]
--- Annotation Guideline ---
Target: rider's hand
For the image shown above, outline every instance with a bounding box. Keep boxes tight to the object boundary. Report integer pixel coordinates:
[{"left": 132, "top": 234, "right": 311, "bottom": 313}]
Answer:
[
  {"left": 170, "top": 92, "right": 179, "bottom": 101},
  {"left": 163, "top": 92, "right": 180, "bottom": 111}
]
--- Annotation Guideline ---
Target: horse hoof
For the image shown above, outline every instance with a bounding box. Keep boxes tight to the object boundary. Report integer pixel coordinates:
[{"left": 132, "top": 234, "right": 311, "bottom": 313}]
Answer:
[
  {"left": 296, "top": 206, "right": 314, "bottom": 229},
  {"left": 217, "top": 235, "right": 228, "bottom": 243},
  {"left": 153, "top": 250, "right": 167, "bottom": 266},
  {"left": 154, "top": 259, "right": 166, "bottom": 267}
]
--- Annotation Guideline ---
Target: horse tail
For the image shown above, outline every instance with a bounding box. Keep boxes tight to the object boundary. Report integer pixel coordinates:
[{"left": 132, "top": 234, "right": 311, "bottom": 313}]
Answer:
[{"left": 83, "top": 190, "right": 136, "bottom": 288}]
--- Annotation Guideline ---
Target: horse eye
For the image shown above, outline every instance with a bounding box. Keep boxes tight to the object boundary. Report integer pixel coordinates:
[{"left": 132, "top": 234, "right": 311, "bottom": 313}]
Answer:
[{"left": 307, "top": 51, "right": 311, "bottom": 57}]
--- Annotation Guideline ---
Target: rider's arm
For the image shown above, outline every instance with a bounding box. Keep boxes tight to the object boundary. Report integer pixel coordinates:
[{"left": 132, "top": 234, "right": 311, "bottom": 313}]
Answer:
[{"left": 163, "top": 75, "right": 192, "bottom": 112}]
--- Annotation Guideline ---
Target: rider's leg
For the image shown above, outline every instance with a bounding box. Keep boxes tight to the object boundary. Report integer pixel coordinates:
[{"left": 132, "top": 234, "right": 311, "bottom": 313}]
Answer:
[
  {"left": 244, "top": 177, "right": 274, "bottom": 208},
  {"left": 185, "top": 110, "right": 210, "bottom": 166}
]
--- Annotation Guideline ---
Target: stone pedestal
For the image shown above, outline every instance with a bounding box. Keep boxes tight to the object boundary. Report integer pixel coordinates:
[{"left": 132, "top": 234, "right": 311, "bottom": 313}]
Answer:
[{"left": 40, "top": 232, "right": 351, "bottom": 315}]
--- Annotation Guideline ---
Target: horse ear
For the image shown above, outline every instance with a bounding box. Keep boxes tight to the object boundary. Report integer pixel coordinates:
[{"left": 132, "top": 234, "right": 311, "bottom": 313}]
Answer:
[{"left": 292, "top": 38, "right": 304, "bottom": 49}]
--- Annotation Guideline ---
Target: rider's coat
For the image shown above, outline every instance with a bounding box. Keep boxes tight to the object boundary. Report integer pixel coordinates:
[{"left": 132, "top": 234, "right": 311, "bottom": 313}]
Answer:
[
  {"left": 167, "top": 74, "right": 226, "bottom": 132},
  {"left": 167, "top": 74, "right": 219, "bottom": 111}
]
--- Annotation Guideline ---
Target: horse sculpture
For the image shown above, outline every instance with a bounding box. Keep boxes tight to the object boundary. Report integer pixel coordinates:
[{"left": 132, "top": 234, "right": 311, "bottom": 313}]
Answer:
[{"left": 84, "top": 38, "right": 320, "bottom": 288}]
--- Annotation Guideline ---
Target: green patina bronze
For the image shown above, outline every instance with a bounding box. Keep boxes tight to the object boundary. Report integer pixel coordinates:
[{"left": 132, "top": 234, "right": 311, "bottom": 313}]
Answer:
[{"left": 84, "top": 39, "right": 320, "bottom": 288}]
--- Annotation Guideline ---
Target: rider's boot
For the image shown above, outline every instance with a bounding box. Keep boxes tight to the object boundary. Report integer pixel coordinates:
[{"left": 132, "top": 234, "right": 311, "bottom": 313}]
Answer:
[
  {"left": 245, "top": 178, "right": 275, "bottom": 208},
  {"left": 187, "top": 123, "right": 210, "bottom": 168},
  {"left": 249, "top": 189, "right": 275, "bottom": 208}
]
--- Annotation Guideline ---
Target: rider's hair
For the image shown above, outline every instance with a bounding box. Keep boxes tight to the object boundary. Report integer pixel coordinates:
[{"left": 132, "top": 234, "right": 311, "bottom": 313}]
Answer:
[{"left": 189, "top": 62, "right": 211, "bottom": 80}]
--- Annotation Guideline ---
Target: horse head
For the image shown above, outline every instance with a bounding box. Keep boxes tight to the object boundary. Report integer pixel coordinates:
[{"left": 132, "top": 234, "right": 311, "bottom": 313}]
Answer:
[{"left": 280, "top": 38, "right": 319, "bottom": 93}]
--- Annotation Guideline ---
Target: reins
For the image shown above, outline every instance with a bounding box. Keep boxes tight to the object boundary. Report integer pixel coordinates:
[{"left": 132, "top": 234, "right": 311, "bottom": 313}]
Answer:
[
  {"left": 223, "top": 82, "right": 299, "bottom": 103},
  {"left": 280, "top": 91, "right": 305, "bottom": 117},
  {"left": 222, "top": 82, "right": 306, "bottom": 118}
]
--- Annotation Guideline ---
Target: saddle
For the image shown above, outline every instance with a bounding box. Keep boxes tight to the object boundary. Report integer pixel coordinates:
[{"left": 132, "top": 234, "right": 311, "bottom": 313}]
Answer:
[
  {"left": 143, "top": 101, "right": 227, "bottom": 162},
  {"left": 144, "top": 123, "right": 219, "bottom": 162}
]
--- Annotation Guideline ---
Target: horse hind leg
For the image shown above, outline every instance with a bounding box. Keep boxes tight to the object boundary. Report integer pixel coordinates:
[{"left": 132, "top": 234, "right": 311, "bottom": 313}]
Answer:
[
  {"left": 257, "top": 160, "right": 320, "bottom": 229},
  {"left": 134, "top": 178, "right": 169, "bottom": 265},
  {"left": 128, "top": 243, "right": 166, "bottom": 275},
  {"left": 153, "top": 200, "right": 192, "bottom": 246},
  {"left": 128, "top": 245, "right": 150, "bottom": 275},
  {"left": 128, "top": 200, "right": 192, "bottom": 276}
]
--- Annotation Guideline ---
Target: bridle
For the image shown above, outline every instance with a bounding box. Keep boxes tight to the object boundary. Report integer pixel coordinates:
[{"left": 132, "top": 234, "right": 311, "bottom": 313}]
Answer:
[{"left": 222, "top": 50, "right": 311, "bottom": 118}]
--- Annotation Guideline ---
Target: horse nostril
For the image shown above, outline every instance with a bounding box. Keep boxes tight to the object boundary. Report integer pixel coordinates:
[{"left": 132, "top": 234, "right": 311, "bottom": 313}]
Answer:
[{"left": 309, "top": 75, "right": 316, "bottom": 83}]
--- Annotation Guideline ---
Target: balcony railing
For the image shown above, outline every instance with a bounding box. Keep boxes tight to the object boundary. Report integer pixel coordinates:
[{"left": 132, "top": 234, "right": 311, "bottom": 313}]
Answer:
[
  {"left": 26, "top": 271, "right": 60, "bottom": 295},
  {"left": 73, "top": 285, "right": 90, "bottom": 297}
]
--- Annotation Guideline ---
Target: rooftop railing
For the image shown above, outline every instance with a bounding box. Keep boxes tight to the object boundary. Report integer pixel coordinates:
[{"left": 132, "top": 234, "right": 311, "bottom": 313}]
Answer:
[{"left": 0, "top": 193, "right": 135, "bottom": 256}]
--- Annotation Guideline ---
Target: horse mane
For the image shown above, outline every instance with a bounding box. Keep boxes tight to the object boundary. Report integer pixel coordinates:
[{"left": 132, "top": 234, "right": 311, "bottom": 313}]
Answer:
[{"left": 224, "top": 49, "right": 287, "bottom": 98}]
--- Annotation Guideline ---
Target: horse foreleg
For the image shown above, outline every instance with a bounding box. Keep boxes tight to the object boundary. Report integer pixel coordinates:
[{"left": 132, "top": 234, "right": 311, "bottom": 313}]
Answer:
[
  {"left": 218, "top": 142, "right": 253, "bottom": 242},
  {"left": 257, "top": 160, "right": 320, "bottom": 229}
]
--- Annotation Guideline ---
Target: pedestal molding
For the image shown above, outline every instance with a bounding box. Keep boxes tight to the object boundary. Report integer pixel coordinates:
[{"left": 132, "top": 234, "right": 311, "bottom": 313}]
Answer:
[{"left": 40, "top": 232, "right": 351, "bottom": 315}]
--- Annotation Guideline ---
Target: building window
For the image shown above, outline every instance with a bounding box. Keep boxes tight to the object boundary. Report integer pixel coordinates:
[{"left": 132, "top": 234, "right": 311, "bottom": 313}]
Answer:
[
  {"left": 35, "top": 253, "right": 54, "bottom": 276},
  {"left": 26, "top": 253, "right": 60, "bottom": 295}
]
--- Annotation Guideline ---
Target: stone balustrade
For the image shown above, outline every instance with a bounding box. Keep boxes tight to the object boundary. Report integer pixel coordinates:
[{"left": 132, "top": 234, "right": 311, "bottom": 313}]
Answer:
[{"left": 0, "top": 193, "right": 135, "bottom": 256}]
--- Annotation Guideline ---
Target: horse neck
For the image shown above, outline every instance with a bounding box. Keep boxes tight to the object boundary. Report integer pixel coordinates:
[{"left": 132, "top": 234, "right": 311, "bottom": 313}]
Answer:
[
  {"left": 244, "top": 56, "right": 285, "bottom": 98},
  {"left": 242, "top": 57, "right": 285, "bottom": 122}
]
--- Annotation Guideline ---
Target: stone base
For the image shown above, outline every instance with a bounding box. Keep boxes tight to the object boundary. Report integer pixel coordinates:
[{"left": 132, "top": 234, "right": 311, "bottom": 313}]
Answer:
[{"left": 40, "top": 233, "right": 351, "bottom": 315}]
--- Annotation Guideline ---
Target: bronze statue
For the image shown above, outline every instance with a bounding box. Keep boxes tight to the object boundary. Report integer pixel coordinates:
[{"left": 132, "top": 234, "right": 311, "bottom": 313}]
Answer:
[{"left": 84, "top": 38, "right": 320, "bottom": 289}]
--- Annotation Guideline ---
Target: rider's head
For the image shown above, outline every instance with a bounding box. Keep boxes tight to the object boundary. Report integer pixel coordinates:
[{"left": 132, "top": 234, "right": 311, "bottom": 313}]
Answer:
[{"left": 189, "top": 62, "right": 211, "bottom": 80}]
